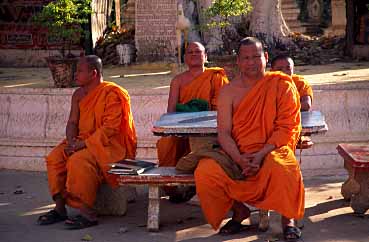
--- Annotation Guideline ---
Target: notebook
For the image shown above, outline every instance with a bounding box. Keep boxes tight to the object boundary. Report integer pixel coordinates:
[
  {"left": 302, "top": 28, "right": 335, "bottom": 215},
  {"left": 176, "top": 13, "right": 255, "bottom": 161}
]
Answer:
[{"left": 108, "top": 159, "right": 157, "bottom": 175}]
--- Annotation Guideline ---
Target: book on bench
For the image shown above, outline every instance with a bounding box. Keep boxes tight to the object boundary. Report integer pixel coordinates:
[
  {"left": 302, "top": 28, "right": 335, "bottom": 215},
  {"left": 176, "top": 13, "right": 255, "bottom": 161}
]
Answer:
[{"left": 108, "top": 159, "right": 157, "bottom": 175}]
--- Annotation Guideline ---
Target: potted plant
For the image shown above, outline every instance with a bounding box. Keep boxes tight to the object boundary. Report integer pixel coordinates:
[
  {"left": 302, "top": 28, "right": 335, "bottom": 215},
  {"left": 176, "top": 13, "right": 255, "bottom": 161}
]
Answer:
[{"left": 33, "top": 0, "right": 92, "bottom": 87}]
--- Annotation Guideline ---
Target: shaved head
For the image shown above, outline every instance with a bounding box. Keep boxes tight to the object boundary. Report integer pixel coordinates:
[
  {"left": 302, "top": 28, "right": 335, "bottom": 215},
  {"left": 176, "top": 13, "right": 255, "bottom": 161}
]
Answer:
[
  {"left": 270, "top": 54, "right": 294, "bottom": 76},
  {"left": 237, "top": 37, "right": 264, "bottom": 55},
  {"left": 184, "top": 42, "right": 207, "bottom": 68},
  {"left": 80, "top": 55, "right": 103, "bottom": 75},
  {"left": 271, "top": 55, "right": 294, "bottom": 68},
  {"left": 186, "top": 42, "right": 206, "bottom": 53}
]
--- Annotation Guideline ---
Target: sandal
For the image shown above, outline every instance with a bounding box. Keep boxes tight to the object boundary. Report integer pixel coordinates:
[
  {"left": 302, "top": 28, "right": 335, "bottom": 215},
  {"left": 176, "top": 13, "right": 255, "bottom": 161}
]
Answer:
[
  {"left": 218, "top": 219, "right": 250, "bottom": 235},
  {"left": 64, "top": 215, "right": 98, "bottom": 230},
  {"left": 283, "top": 225, "right": 302, "bottom": 241},
  {"left": 37, "top": 209, "right": 67, "bottom": 225}
]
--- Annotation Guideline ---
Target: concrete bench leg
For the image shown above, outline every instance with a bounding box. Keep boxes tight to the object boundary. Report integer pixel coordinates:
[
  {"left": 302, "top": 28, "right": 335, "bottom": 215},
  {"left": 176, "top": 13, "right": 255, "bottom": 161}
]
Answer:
[
  {"left": 258, "top": 209, "right": 269, "bottom": 231},
  {"left": 350, "top": 171, "right": 369, "bottom": 214},
  {"left": 147, "top": 185, "right": 160, "bottom": 232}
]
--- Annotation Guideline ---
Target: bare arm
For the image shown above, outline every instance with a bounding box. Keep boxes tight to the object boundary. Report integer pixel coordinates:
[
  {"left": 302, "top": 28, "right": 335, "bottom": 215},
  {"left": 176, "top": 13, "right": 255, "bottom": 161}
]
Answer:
[
  {"left": 64, "top": 89, "right": 83, "bottom": 155},
  {"left": 167, "top": 76, "right": 181, "bottom": 113},
  {"left": 66, "top": 89, "right": 82, "bottom": 145},
  {"left": 218, "top": 86, "right": 275, "bottom": 176},
  {"left": 217, "top": 87, "right": 243, "bottom": 166},
  {"left": 300, "top": 95, "right": 312, "bottom": 111}
]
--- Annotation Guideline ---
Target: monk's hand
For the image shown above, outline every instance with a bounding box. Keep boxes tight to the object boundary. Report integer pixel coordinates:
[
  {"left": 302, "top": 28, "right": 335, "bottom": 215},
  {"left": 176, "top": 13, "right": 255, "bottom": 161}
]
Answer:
[
  {"left": 238, "top": 153, "right": 254, "bottom": 177},
  {"left": 64, "top": 144, "right": 75, "bottom": 156},
  {"left": 73, "top": 139, "right": 86, "bottom": 151},
  {"left": 245, "top": 151, "right": 267, "bottom": 176}
]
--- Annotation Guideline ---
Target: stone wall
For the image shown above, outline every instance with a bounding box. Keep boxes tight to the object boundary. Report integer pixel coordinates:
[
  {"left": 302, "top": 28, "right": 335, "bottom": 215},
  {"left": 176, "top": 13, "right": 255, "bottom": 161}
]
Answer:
[
  {"left": 135, "top": 0, "right": 177, "bottom": 62},
  {"left": 1, "top": 82, "right": 369, "bottom": 176},
  {"left": 0, "top": 1, "right": 81, "bottom": 67},
  {"left": 0, "top": 87, "right": 167, "bottom": 171}
]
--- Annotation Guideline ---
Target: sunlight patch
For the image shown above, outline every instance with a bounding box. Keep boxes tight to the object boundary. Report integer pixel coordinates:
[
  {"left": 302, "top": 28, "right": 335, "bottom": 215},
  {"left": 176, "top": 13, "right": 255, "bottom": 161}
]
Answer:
[
  {"left": 4, "top": 82, "right": 38, "bottom": 88},
  {"left": 20, "top": 204, "right": 55, "bottom": 216},
  {"left": 153, "top": 85, "right": 170, "bottom": 89}
]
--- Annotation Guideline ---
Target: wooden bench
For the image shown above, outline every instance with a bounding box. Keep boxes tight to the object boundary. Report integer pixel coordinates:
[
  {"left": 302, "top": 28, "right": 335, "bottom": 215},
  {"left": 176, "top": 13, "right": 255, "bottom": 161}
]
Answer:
[
  {"left": 337, "top": 143, "right": 369, "bottom": 214},
  {"left": 116, "top": 167, "right": 269, "bottom": 232}
]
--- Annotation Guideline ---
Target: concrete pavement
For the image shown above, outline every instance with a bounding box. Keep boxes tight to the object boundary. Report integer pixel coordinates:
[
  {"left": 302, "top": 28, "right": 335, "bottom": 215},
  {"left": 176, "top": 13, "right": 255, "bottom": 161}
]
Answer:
[{"left": 1, "top": 169, "right": 369, "bottom": 242}]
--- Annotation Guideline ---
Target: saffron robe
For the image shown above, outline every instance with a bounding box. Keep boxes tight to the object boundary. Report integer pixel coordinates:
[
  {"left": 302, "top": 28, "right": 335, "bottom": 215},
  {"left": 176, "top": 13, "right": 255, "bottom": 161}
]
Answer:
[
  {"left": 46, "top": 81, "right": 137, "bottom": 209},
  {"left": 292, "top": 74, "right": 313, "bottom": 102},
  {"left": 157, "top": 68, "right": 229, "bottom": 166},
  {"left": 194, "top": 72, "right": 305, "bottom": 230}
]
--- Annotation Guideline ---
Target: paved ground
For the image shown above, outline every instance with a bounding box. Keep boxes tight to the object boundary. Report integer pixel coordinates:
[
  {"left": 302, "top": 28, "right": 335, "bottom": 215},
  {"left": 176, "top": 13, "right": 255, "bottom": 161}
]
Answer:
[
  {"left": 0, "top": 61, "right": 369, "bottom": 90},
  {"left": 1, "top": 61, "right": 369, "bottom": 241},
  {"left": 1, "top": 169, "right": 369, "bottom": 242}
]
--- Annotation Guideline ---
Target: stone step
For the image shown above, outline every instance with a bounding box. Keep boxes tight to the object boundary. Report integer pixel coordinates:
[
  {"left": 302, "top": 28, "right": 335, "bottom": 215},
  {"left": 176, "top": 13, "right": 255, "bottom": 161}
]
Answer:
[
  {"left": 289, "top": 27, "right": 306, "bottom": 33},
  {"left": 284, "top": 14, "right": 300, "bottom": 21},
  {"left": 283, "top": 11, "right": 299, "bottom": 18},
  {"left": 287, "top": 21, "right": 304, "bottom": 28},
  {"left": 282, "top": 0, "right": 299, "bottom": 5},
  {"left": 281, "top": 3, "right": 299, "bottom": 10},
  {"left": 282, "top": 8, "right": 300, "bottom": 14}
]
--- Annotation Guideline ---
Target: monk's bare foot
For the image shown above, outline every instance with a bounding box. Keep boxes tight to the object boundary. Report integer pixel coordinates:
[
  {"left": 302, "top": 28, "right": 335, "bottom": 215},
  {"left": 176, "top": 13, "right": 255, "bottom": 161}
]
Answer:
[
  {"left": 281, "top": 217, "right": 302, "bottom": 241},
  {"left": 219, "top": 201, "right": 251, "bottom": 235}
]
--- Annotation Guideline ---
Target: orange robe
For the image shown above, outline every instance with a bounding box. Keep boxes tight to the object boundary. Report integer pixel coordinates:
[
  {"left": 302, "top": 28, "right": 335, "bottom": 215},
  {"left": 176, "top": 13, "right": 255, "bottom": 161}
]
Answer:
[
  {"left": 157, "top": 68, "right": 229, "bottom": 166},
  {"left": 194, "top": 72, "right": 305, "bottom": 230},
  {"left": 292, "top": 74, "right": 313, "bottom": 102},
  {"left": 46, "top": 81, "right": 137, "bottom": 209}
]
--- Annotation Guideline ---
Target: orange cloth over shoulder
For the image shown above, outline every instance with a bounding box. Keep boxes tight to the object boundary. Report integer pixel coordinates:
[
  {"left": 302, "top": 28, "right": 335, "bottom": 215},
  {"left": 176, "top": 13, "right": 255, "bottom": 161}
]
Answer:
[
  {"left": 46, "top": 81, "right": 136, "bottom": 209},
  {"left": 157, "top": 68, "right": 229, "bottom": 166},
  {"left": 292, "top": 74, "right": 313, "bottom": 102},
  {"left": 194, "top": 72, "right": 305, "bottom": 230}
]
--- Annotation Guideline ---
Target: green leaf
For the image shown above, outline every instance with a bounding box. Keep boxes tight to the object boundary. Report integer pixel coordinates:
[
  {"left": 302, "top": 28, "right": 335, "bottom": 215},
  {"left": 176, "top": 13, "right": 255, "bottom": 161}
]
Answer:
[
  {"left": 33, "top": 0, "right": 92, "bottom": 57},
  {"left": 203, "top": 0, "right": 252, "bottom": 28}
]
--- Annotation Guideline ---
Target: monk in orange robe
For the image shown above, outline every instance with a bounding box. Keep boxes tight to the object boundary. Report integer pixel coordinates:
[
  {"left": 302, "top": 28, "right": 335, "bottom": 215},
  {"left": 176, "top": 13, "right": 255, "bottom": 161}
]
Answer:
[
  {"left": 157, "top": 42, "right": 228, "bottom": 167},
  {"left": 194, "top": 37, "right": 304, "bottom": 240},
  {"left": 37, "top": 55, "right": 136, "bottom": 229},
  {"left": 157, "top": 42, "right": 228, "bottom": 202},
  {"left": 271, "top": 54, "right": 313, "bottom": 111}
]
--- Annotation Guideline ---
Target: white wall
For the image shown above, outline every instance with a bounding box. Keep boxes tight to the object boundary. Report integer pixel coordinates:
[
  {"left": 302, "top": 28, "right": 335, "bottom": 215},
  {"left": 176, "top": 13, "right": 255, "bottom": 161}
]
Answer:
[{"left": 1, "top": 81, "right": 368, "bottom": 176}]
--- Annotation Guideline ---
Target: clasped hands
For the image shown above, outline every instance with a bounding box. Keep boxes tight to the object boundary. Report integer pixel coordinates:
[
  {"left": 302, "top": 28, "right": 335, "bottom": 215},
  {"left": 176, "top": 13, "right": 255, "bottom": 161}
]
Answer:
[
  {"left": 64, "top": 138, "right": 86, "bottom": 156},
  {"left": 237, "top": 151, "right": 265, "bottom": 177}
]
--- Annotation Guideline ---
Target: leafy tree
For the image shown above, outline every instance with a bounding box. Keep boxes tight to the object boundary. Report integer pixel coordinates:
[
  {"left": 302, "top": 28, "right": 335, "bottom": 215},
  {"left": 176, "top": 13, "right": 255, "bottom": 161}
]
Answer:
[
  {"left": 205, "top": 0, "right": 252, "bottom": 28},
  {"left": 33, "top": 0, "right": 92, "bottom": 58}
]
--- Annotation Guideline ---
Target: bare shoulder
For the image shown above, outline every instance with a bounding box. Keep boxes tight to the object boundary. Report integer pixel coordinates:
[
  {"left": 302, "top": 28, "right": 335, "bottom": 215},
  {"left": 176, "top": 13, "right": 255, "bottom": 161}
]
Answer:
[
  {"left": 171, "top": 71, "right": 193, "bottom": 87},
  {"left": 219, "top": 81, "right": 237, "bottom": 102},
  {"left": 72, "top": 87, "right": 85, "bottom": 103}
]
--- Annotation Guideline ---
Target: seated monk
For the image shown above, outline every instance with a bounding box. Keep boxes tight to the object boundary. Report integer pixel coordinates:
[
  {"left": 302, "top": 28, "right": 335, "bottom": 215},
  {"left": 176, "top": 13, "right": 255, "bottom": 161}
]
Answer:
[
  {"left": 37, "top": 55, "right": 137, "bottom": 229},
  {"left": 271, "top": 54, "right": 314, "bottom": 149},
  {"left": 271, "top": 54, "right": 313, "bottom": 111},
  {"left": 194, "top": 37, "right": 304, "bottom": 241},
  {"left": 156, "top": 42, "right": 228, "bottom": 202}
]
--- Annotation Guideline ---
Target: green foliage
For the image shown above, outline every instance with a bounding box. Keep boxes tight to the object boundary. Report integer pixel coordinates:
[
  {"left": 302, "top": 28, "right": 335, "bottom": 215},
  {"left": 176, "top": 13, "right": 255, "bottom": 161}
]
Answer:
[
  {"left": 204, "top": 0, "right": 252, "bottom": 28},
  {"left": 200, "top": 0, "right": 252, "bottom": 54},
  {"left": 33, "top": 0, "right": 92, "bottom": 57}
]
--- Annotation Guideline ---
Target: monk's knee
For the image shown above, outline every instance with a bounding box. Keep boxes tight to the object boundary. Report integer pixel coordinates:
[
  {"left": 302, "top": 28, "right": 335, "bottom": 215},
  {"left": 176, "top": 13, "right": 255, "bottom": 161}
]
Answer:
[{"left": 194, "top": 158, "right": 213, "bottom": 179}]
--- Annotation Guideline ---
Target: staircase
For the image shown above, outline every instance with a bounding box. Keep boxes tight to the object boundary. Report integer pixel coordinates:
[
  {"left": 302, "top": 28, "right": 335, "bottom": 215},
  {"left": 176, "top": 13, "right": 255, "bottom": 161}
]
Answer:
[{"left": 281, "top": 0, "right": 306, "bottom": 34}]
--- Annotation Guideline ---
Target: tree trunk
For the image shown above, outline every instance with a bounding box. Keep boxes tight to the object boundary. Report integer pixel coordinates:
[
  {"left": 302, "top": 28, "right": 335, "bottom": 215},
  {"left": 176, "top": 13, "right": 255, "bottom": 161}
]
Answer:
[
  {"left": 198, "top": 0, "right": 224, "bottom": 52},
  {"left": 249, "top": 0, "right": 293, "bottom": 47},
  {"left": 345, "top": 0, "right": 354, "bottom": 56}
]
